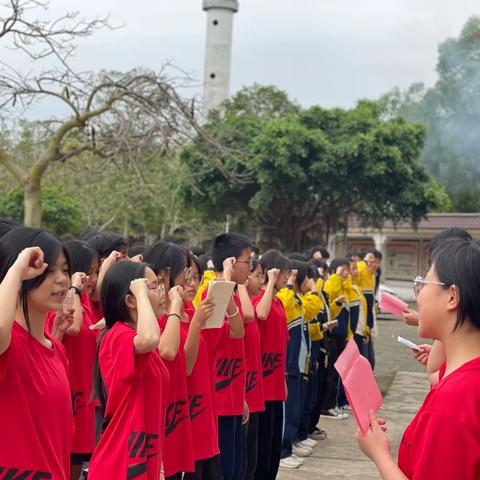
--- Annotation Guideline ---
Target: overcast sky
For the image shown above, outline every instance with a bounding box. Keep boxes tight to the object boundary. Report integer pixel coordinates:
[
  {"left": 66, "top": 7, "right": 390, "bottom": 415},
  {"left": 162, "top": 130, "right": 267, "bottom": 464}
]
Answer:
[{"left": 3, "top": 0, "right": 480, "bottom": 110}]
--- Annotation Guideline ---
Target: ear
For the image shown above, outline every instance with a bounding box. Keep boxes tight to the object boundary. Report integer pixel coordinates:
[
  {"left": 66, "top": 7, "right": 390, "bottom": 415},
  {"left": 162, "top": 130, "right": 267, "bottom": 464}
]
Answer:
[
  {"left": 125, "top": 293, "right": 137, "bottom": 310},
  {"left": 446, "top": 284, "right": 459, "bottom": 313}
]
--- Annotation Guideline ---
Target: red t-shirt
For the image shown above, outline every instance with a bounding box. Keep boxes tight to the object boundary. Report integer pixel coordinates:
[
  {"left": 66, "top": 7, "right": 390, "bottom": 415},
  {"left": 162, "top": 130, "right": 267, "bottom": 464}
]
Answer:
[
  {"left": 45, "top": 293, "right": 98, "bottom": 454},
  {"left": 182, "top": 302, "right": 220, "bottom": 461},
  {"left": 252, "top": 291, "right": 288, "bottom": 402},
  {"left": 0, "top": 321, "right": 72, "bottom": 479},
  {"left": 398, "top": 357, "right": 480, "bottom": 479},
  {"left": 158, "top": 315, "right": 195, "bottom": 477},
  {"left": 84, "top": 296, "right": 104, "bottom": 324},
  {"left": 243, "top": 317, "right": 265, "bottom": 413},
  {"left": 201, "top": 291, "right": 246, "bottom": 416},
  {"left": 88, "top": 322, "right": 169, "bottom": 480}
]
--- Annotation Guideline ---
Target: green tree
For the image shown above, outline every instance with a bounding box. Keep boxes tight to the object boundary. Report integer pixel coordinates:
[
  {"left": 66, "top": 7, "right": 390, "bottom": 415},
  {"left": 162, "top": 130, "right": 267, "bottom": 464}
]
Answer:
[
  {"left": 0, "top": 186, "right": 82, "bottom": 235},
  {"left": 383, "top": 16, "right": 480, "bottom": 211},
  {"left": 178, "top": 86, "right": 448, "bottom": 250}
]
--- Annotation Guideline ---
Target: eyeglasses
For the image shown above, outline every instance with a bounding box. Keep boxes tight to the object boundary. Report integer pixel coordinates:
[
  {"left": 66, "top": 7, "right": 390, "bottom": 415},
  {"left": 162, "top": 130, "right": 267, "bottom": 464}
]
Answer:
[
  {"left": 183, "top": 267, "right": 192, "bottom": 281},
  {"left": 249, "top": 273, "right": 266, "bottom": 282},
  {"left": 413, "top": 275, "right": 446, "bottom": 298},
  {"left": 147, "top": 283, "right": 166, "bottom": 294},
  {"left": 237, "top": 259, "right": 254, "bottom": 268}
]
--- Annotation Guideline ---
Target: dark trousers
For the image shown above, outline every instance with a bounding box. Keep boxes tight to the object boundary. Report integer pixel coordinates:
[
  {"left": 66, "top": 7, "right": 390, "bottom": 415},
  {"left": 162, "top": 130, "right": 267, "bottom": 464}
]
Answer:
[
  {"left": 254, "top": 400, "right": 283, "bottom": 480},
  {"left": 240, "top": 411, "right": 259, "bottom": 480},
  {"left": 367, "top": 335, "right": 375, "bottom": 371},
  {"left": 298, "top": 369, "right": 316, "bottom": 441},
  {"left": 183, "top": 455, "right": 224, "bottom": 480},
  {"left": 309, "top": 348, "right": 327, "bottom": 433},
  {"left": 354, "top": 334, "right": 368, "bottom": 358},
  {"left": 281, "top": 374, "right": 307, "bottom": 458},
  {"left": 218, "top": 415, "right": 243, "bottom": 480},
  {"left": 166, "top": 474, "right": 182, "bottom": 480},
  {"left": 321, "top": 335, "right": 346, "bottom": 410}
]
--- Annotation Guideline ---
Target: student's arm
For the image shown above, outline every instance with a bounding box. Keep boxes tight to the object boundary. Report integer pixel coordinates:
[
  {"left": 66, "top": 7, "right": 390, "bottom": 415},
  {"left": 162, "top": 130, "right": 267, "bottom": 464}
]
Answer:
[
  {"left": 223, "top": 257, "right": 244, "bottom": 339},
  {"left": 64, "top": 272, "right": 88, "bottom": 336},
  {"left": 185, "top": 298, "right": 214, "bottom": 375},
  {"left": 255, "top": 269, "right": 279, "bottom": 321},
  {"left": 356, "top": 411, "right": 408, "bottom": 480},
  {"left": 401, "top": 309, "right": 419, "bottom": 327},
  {"left": 158, "top": 286, "right": 183, "bottom": 360},
  {"left": 130, "top": 278, "right": 161, "bottom": 354},
  {"left": 302, "top": 279, "right": 323, "bottom": 321},
  {"left": 324, "top": 275, "right": 345, "bottom": 319},
  {"left": 193, "top": 270, "right": 216, "bottom": 308},
  {"left": 0, "top": 247, "right": 48, "bottom": 355},
  {"left": 91, "top": 250, "right": 123, "bottom": 302},
  {"left": 237, "top": 284, "right": 254, "bottom": 323}
]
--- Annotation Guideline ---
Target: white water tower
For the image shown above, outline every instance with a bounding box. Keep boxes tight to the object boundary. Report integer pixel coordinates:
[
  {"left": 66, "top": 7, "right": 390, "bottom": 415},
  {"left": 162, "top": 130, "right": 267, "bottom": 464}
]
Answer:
[{"left": 202, "top": 0, "right": 239, "bottom": 110}]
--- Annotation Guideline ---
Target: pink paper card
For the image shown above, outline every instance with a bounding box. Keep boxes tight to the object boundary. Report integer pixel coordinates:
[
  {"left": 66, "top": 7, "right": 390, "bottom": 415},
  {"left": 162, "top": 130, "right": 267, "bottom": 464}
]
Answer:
[
  {"left": 334, "top": 339, "right": 383, "bottom": 435},
  {"left": 379, "top": 291, "right": 409, "bottom": 317}
]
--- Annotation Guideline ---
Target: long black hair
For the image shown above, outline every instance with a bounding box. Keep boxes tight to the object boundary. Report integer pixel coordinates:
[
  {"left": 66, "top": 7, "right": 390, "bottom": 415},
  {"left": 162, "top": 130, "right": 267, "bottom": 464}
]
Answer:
[
  {"left": 431, "top": 238, "right": 480, "bottom": 331},
  {"left": 64, "top": 240, "right": 98, "bottom": 274},
  {"left": 0, "top": 227, "right": 71, "bottom": 331},
  {"left": 94, "top": 261, "right": 148, "bottom": 410},
  {"left": 143, "top": 241, "right": 190, "bottom": 288}
]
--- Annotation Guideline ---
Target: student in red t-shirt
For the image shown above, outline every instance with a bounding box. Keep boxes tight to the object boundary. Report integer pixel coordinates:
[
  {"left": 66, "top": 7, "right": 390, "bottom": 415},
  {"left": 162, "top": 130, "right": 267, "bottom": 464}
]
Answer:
[
  {"left": 251, "top": 249, "right": 290, "bottom": 480},
  {"left": 357, "top": 238, "right": 480, "bottom": 479},
  {"left": 242, "top": 257, "right": 267, "bottom": 480},
  {"left": 88, "top": 260, "right": 167, "bottom": 479},
  {"left": 183, "top": 253, "right": 224, "bottom": 480},
  {"left": 84, "top": 231, "right": 128, "bottom": 323},
  {"left": 45, "top": 240, "right": 100, "bottom": 479},
  {"left": 204, "top": 233, "right": 252, "bottom": 480},
  {"left": 0, "top": 227, "right": 73, "bottom": 480},
  {"left": 143, "top": 241, "right": 198, "bottom": 480}
]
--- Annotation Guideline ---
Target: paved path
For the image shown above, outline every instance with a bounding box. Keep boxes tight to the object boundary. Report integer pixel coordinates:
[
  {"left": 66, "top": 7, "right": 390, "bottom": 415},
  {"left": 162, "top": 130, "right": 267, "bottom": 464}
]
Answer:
[{"left": 277, "top": 319, "right": 431, "bottom": 479}]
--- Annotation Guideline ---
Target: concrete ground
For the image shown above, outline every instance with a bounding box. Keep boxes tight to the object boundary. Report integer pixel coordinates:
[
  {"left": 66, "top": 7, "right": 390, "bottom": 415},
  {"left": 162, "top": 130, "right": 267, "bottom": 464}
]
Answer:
[{"left": 277, "top": 318, "right": 431, "bottom": 479}]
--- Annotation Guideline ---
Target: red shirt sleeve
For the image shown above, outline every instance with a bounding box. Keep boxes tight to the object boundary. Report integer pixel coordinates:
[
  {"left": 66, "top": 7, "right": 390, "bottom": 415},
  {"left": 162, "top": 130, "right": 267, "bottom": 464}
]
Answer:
[
  {"left": 399, "top": 411, "right": 480, "bottom": 479},
  {"left": 107, "top": 325, "right": 150, "bottom": 383}
]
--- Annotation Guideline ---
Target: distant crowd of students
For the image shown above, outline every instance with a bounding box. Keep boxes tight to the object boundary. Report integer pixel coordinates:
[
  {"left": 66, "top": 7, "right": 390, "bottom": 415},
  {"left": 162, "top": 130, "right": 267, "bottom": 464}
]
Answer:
[{"left": 0, "top": 217, "right": 479, "bottom": 480}]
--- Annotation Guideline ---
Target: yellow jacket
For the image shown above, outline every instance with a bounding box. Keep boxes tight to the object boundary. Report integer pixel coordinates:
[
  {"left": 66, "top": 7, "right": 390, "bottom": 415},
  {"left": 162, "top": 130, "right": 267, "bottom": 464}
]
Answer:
[
  {"left": 356, "top": 260, "right": 376, "bottom": 294},
  {"left": 323, "top": 273, "right": 346, "bottom": 319},
  {"left": 193, "top": 269, "right": 216, "bottom": 308},
  {"left": 276, "top": 288, "right": 322, "bottom": 325},
  {"left": 309, "top": 278, "right": 326, "bottom": 341}
]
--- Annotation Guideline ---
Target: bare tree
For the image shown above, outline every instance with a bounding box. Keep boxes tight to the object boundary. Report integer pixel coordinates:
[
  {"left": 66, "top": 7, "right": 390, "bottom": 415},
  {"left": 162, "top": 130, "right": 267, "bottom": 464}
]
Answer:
[
  {"left": 0, "top": 1, "right": 254, "bottom": 228},
  {"left": 0, "top": 0, "right": 110, "bottom": 60}
]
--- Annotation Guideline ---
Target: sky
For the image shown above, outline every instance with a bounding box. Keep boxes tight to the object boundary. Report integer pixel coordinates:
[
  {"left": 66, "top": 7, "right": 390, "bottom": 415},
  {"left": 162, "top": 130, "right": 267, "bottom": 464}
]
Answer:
[{"left": 2, "top": 0, "right": 480, "bottom": 111}]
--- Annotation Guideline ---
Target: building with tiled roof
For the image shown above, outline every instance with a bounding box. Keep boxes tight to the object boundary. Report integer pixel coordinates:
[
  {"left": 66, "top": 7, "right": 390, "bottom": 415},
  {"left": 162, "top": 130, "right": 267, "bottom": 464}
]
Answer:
[{"left": 329, "top": 213, "right": 480, "bottom": 300}]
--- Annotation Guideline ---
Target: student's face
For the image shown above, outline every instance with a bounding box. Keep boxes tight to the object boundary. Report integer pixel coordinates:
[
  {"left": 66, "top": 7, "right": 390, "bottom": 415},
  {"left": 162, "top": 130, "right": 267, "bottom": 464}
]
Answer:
[
  {"left": 247, "top": 264, "right": 264, "bottom": 297},
  {"left": 29, "top": 251, "right": 70, "bottom": 314},
  {"left": 300, "top": 277, "right": 312, "bottom": 295},
  {"left": 312, "top": 251, "right": 323, "bottom": 260},
  {"left": 365, "top": 253, "right": 380, "bottom": 271},
  {"left": 232, "top": 248, "right": 252, "bottom": 285},
  {"left": 84, "top": 257, "right": 99, "bottom": 296},
  {"left": 173, "top": 266, "right": 189, "bottom": 289},
  {"left": 336, "top": 265, "right": 349, "bottom": 280},
  {"left": 184, "top": 263, "right": 201, "bottom": 301},
  {"left": 145, "top": 267, "right": 165, "bottom": 317},
  {"left": 349, "top": 261, "right": 358, "bottom": 280},
  {"left": 275, "top": 270, "right": 289, "bottom": 290},
  {"left": 416, "top": 265, "right": 453, "bottom": 339}
]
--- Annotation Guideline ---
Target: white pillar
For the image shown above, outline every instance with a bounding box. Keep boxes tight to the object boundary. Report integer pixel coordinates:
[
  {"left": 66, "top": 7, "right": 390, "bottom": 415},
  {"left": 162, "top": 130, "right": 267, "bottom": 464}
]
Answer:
[{"left": 202, "top": 0, "right": 239, "bottom": 111}]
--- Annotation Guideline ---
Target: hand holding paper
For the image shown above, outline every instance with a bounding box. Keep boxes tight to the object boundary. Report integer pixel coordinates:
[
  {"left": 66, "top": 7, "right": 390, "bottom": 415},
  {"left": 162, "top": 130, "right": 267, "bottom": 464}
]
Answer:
[
  {"left": 334, "top": 339, "right": 383, "bottom": 435},
  {"left": 379, "top": 291, "right": 409, "bottom": 317}
]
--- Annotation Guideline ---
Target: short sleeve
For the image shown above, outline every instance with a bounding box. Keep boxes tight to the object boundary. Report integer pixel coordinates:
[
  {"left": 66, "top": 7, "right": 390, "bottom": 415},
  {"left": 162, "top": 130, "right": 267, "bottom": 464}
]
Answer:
[
  {"left": 106, "top": 326, "right": 150, "bottom": 383},
  {"left": 401, "top": 412, "right": 480, "bottom": 479}
]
